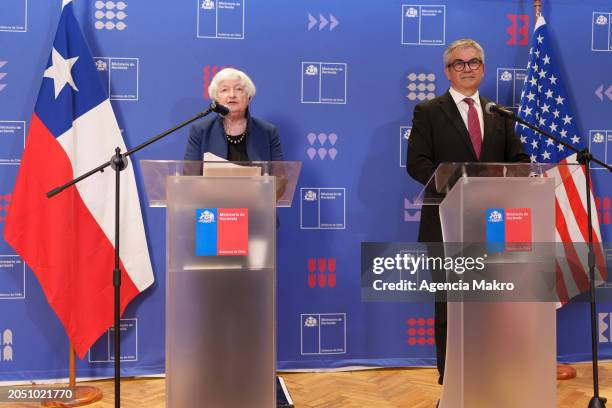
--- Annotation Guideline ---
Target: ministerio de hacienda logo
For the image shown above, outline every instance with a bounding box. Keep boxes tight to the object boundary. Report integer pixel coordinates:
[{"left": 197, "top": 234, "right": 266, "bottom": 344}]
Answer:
[{"left": 198, "top": 210, "right": 215, "bottom": 223}]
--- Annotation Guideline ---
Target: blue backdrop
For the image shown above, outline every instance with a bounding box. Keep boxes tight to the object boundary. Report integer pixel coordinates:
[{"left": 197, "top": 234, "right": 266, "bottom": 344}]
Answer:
[{"left": 0, "top": 0, "right": 611, "bottom": 380}]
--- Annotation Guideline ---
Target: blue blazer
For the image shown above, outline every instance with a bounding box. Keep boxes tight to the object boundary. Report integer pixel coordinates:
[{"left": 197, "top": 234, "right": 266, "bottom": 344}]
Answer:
[{"left": 184, "top": 113, "right": 284, "bottom": 161}]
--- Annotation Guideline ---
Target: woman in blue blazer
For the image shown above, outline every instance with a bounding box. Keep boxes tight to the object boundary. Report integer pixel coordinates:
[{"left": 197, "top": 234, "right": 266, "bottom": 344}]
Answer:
[{"left": 184, "top": 68, "right": 284, "bottom": 162}]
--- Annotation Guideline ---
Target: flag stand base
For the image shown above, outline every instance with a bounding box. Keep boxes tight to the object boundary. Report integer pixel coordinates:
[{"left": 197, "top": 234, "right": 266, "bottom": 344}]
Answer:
[
  {"left": 41, "top": 386, "right": 103, "bottom": 407},
  {"left": 557, "top": 364, "right": 577, "bottom": 380},
  {"left": 41, "top": 346, "right": 103, "bottom": 407}
]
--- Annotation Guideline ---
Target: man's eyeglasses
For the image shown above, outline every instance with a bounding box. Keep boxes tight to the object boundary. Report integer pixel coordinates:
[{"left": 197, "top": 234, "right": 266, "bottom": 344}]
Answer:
[{"left": 447, "top": 58, "right": 483, "bottom": 72}]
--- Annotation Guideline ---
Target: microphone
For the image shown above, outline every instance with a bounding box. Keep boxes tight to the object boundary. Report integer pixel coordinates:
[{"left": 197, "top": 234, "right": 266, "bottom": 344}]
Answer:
[
  {"left": 484, "top": 102, "right": 515, "bottom": 119},
  {"left": 210, "top": 101, "right": 230, "bottom": 116}
]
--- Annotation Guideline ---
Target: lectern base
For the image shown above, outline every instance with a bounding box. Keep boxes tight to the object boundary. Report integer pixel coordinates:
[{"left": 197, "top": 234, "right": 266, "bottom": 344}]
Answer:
[{"left": 277, "top": 376, "right": 294, "bottom": 407}]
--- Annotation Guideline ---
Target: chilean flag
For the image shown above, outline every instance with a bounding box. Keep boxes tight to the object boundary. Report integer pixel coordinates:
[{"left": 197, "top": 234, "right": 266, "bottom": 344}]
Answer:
[{"left": 3, "top": 1, "right": 153, "bottom": 359}]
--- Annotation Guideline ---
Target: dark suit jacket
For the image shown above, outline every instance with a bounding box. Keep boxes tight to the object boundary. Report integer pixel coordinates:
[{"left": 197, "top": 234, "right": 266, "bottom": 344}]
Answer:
[
  {"left": 406, "top": 90, "right": 529, "bottom": 242},
  {"left": 184, "top": 113, "right": 284, "bottom": 161}
]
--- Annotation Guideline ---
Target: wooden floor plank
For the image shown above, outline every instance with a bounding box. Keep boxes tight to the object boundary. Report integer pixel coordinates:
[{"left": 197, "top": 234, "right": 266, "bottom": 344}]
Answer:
[{"left": 3, "top": 362, "right": 610, "bottom": 407}]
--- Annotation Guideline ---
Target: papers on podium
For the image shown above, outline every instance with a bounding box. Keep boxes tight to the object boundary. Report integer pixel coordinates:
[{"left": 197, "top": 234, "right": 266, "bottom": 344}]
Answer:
[{"left": 203, "top": 152, "right": 261, "bottom": 177}]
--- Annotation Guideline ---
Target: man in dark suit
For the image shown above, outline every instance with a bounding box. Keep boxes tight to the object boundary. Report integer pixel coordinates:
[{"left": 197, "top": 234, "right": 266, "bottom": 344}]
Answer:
[{"left": 406, "top": 38, "right": 529, "bottom": 386}]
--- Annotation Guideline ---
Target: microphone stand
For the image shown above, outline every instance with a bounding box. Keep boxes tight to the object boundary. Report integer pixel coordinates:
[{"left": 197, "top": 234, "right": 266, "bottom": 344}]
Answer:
[
  {"left": 46, "top": 102, "right": 225, "bottom": 408},
  {"left": 493, "top": 107, "right": 611, "bottom": 408}
]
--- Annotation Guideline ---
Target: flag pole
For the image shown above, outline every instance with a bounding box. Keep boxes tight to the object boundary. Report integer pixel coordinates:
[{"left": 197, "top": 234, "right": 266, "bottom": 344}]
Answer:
[{"left": 41, "top": 345, "right": 102, "bottom": 407}]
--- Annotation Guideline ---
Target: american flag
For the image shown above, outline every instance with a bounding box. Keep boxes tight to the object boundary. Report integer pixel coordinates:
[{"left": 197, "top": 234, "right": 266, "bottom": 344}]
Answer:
[{"left": 516, "top": 15, "right": 606, "bottom": 303}]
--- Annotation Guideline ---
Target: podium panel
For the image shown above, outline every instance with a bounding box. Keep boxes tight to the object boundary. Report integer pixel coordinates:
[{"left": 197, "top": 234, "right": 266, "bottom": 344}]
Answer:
[
  {"left": 165, "top": 176, "right": 276, "bottom": 408},
  {"left": 434, "top": 166, "right": 557, "bottom": 408}
]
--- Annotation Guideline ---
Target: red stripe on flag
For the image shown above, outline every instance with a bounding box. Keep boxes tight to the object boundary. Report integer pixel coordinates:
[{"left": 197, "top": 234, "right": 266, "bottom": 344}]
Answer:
[
  {"left": 557, "top": 163, "right": 607, "bottom": 282},
  {"left": 557, "top": 164, "right": 590, "bottom": 241},
  {"left": 554, "top": 198, "right": 590, "bottom": 293},
  {"left": 3, "top": 114, "right": 139, "bottom": 359}
]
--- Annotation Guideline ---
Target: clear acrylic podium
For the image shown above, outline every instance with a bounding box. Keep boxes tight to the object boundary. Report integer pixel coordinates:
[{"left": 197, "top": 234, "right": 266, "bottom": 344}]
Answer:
[
  {"left": 416, "top": 162, "right": 583, "bottom": 408},
  {"left": 141, "top": 160, "right": 301, "bottom": 408}
]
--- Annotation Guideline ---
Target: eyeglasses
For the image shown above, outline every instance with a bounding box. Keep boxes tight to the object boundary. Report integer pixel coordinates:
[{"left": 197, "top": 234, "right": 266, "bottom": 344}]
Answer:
[{"left": 447, "top": 58, "right": 483, "bottom": 72}]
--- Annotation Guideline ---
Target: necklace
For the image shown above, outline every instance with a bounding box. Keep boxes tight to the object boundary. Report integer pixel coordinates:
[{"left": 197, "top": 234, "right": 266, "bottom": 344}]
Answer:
[
  {"left": 224, "top": 118, "right": 247, "bottom": 145},
  {"left": 226, "top": 130, "right": 246, "bottom": 145}
]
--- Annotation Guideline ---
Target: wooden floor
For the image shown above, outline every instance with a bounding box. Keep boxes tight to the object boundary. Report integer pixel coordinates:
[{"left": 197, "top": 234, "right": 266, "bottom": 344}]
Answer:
[{"left": 6, "top": 362, "right": 611, "bottom": 407}]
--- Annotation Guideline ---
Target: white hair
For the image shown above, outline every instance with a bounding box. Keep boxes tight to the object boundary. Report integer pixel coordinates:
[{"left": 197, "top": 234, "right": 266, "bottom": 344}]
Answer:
[
  {"left": 443, "top": 38, "right": 485, "bottom": 66},
  {"left": 208, "top": 68, "right": 257, "bottom": 100}
]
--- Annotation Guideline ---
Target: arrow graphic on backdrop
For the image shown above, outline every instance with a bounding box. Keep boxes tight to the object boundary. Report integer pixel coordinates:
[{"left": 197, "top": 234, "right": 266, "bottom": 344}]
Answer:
[
  {"left": 329, "top": 14, "right": 339, "bottom": 30},
  {"left": 307, "top": 13, "right": 317, "bottom": 30},
  {"left": 595, "top": 84, "right": 612, "bottom": 101},
  {"left": 307, "top": 13, "right": 339, "bottom": 31},
  {"left": 319, "top": 14, "right": 328, "bottom": 30},
  {"left": 0, "top": 61, "right": 7, "bottom": 92}
]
